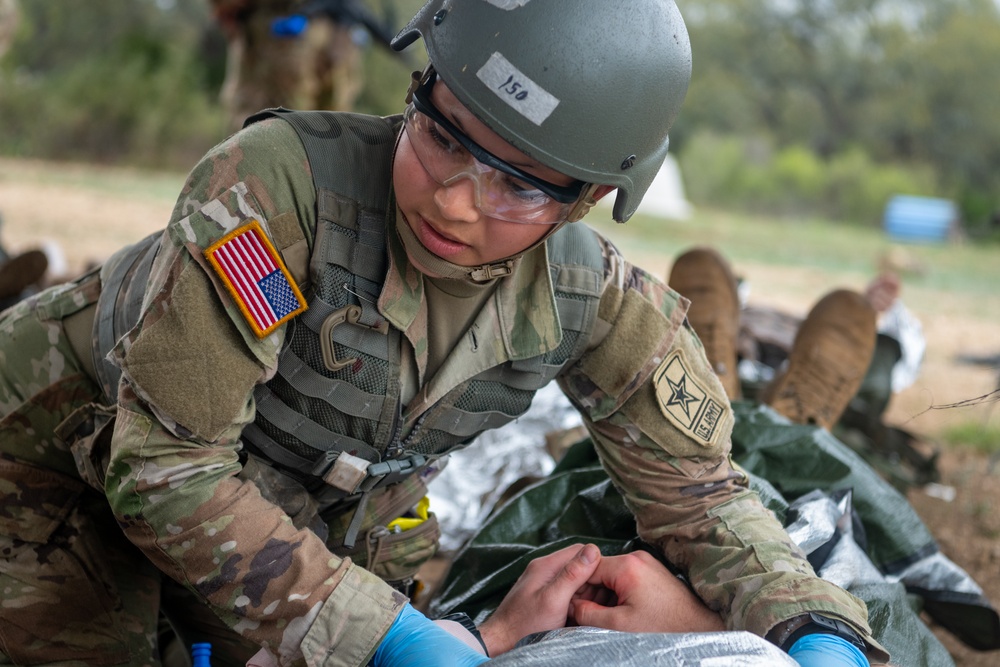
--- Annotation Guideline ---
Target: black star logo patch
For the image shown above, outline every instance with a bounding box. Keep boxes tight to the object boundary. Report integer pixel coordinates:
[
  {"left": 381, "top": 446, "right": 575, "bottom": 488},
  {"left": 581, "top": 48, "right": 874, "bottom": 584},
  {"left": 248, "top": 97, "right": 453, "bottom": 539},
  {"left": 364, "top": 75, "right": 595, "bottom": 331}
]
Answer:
[
  {"left": 654, "top": 349, "right": 729, "bottom": 448},
  {"left": 666, "top": 375, "right": 699, "bottom": 417}
]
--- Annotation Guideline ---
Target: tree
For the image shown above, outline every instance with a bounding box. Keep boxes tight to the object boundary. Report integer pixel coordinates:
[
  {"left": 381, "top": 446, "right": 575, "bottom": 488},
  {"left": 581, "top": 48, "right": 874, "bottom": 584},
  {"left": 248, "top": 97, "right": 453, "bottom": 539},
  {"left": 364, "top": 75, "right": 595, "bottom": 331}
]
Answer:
[
  {"left": 0, "top": 0, "right": 226, "bottom": 167},
  {"left": 676, "top": 0, "right": 1000, "bottom": 225}
]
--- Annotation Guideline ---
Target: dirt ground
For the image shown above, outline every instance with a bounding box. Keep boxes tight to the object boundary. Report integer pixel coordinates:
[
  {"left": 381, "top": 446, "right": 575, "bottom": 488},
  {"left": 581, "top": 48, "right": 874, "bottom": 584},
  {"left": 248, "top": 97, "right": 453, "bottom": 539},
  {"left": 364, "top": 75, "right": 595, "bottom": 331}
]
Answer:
[{"left": 2, "top": 158, "right": 998, "bottom": 664}]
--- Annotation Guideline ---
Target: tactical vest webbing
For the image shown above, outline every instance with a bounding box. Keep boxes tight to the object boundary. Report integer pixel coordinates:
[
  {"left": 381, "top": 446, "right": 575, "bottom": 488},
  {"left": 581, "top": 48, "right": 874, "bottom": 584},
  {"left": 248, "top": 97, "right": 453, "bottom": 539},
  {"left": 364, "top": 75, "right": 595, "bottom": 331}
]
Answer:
[
  {"left": 93, "top": 231, "right": 162, "bottom": 402},
  {"left": 94, "top": 109, "right": 607, "bottom": 510}
]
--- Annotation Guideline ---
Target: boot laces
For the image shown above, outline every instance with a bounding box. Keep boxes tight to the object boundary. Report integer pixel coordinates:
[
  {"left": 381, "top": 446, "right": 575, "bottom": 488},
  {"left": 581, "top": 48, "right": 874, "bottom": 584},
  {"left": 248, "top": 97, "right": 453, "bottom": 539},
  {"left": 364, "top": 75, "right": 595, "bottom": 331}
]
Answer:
[{"left": 775, "top": 348, "right": 859, "bottom": 426}]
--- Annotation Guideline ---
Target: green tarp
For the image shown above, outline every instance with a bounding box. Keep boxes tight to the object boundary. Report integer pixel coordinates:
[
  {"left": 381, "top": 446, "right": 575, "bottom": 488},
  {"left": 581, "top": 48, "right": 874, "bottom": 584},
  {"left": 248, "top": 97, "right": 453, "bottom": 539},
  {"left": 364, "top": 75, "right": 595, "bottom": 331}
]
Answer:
[{"left": 430, "top": 402, "right": 1000, "bottom": 666}]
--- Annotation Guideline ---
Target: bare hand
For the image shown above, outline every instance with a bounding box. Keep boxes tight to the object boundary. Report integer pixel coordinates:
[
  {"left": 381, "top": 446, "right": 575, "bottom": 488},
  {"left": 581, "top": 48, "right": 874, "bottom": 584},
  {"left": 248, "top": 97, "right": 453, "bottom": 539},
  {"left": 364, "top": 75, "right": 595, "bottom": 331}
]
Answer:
[
  {"left": 569, "top": 550, "right": 724, "bottom": 633},
  {"left": 479, "top": 543, "right": 601, "bottom": 656},
  {"left": 864, "top": 272, "right": 900, "bottom": 313}
]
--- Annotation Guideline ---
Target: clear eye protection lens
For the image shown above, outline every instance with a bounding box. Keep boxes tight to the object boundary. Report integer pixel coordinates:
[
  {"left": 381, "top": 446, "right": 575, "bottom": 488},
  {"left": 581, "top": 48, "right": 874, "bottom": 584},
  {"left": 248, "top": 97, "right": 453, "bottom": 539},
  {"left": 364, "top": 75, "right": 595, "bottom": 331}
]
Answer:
[
  {"left": 441, "top": 169, "right": 485, "bottom": 209},
  {"left": 403, "top": 104, "right": 579, "bottom": 225}
]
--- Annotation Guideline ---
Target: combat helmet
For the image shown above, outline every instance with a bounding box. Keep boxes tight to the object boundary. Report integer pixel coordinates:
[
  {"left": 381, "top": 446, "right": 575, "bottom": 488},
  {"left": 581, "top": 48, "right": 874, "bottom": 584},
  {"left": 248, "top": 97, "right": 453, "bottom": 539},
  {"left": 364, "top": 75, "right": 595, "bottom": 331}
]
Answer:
[{"left": 392, "top": 0, "right": 692, "bottom": 223}]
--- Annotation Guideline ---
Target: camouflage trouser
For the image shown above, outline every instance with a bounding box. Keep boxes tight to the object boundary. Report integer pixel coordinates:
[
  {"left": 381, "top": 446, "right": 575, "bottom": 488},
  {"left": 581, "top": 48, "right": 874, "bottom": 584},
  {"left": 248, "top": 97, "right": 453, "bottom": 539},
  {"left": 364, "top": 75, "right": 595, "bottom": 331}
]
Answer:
[
  {"left": 0, "top": 273, "right": 255, "bottom": 666},
  {"left": 219, "top": 11, "right": 362, "bottom": 133}
]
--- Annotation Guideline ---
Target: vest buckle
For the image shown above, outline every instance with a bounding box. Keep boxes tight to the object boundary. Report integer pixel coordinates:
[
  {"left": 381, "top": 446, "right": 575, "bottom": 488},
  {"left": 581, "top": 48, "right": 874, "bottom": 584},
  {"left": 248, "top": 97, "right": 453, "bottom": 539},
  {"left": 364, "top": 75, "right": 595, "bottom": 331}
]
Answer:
[{"left": 320, "top": 304, "right": 390, "bottom": 372}]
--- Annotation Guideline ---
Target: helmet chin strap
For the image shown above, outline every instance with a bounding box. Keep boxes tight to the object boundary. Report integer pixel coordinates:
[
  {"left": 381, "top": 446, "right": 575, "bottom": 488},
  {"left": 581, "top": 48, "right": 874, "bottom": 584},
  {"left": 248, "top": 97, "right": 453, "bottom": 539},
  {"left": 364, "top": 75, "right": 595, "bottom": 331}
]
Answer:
[{"left": 396, "top": 211, "right": 515, "bottom": 282}]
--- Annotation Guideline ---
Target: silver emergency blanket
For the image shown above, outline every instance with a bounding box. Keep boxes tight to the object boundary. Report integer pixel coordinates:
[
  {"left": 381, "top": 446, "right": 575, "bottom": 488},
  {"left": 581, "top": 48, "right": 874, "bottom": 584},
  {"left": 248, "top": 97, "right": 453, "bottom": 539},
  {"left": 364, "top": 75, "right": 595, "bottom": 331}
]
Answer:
[
  {"left": 429, "top": 383, "right": 577, "bottom": 552},
  {"left": 887, "top": 550, "right": 987, "bottom": 597},
  {"left": 491, "top": 628, "right": 797, "bottom": 666},
  {"left": 787, "top": 489, "right": 987, "bottom": 601},
  {"left": 785, "top": 489, "right": 886, "bottom": 588}
]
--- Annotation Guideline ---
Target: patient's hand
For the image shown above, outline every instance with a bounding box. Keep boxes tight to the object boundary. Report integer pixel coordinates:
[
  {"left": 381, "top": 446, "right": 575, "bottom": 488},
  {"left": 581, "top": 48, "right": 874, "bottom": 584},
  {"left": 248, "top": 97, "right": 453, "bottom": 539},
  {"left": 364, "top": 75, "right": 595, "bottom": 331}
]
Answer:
[
  {"left": 570, "top": 550, "right": 724, "bottom": 633},
  {"left": 478, "top": 543, "right": 601, "bottom": 656}
]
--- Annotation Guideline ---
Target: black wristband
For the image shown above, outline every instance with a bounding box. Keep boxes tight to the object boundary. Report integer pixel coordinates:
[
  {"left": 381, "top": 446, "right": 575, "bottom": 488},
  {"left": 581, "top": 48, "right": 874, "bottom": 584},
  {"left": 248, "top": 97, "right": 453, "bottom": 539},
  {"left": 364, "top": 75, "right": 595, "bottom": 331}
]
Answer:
[
  {"left": 439, "top": 612, "right": 489, "bottom": 656},
  {"left": 783, "top": 612, "right": 868, "bottom": 656}
]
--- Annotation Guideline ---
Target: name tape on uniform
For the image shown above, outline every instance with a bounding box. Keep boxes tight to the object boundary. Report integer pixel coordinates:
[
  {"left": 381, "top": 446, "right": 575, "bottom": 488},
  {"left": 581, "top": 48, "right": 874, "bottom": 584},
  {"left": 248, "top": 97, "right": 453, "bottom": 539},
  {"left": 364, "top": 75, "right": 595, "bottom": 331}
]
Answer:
[
  {"left": 653, "top": 349, "right": 726, "bottom": 447},
  {"left": 477, "top": 51, "right": 559, "bottom": 126},
  {"left": 204, "top": 220, "right": 308, "bottom": 338}
]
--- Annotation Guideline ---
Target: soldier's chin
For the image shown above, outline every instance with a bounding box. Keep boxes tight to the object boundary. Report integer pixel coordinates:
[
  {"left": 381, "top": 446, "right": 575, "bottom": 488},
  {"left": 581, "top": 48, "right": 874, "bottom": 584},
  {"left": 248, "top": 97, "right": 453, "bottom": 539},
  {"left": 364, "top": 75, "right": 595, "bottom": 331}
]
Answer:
[{"left": 397, "top": 210, "right": 478, "bottom": 280}]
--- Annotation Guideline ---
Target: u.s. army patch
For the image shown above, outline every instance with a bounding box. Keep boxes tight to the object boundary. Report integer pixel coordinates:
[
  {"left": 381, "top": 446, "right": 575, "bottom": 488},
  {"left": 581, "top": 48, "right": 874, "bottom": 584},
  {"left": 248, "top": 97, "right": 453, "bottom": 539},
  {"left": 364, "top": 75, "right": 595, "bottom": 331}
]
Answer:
[
  {"left": 204, "top": 220, "right": 308, "bottom": 338},
  {"left": 653, "top": 349, "right": 726, "bottom": 447}
]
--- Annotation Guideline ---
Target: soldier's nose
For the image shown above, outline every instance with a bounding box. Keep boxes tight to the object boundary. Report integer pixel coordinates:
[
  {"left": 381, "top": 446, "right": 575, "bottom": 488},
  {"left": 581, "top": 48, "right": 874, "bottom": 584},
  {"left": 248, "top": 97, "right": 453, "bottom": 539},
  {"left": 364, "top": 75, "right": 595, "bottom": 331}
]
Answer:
[{"left": 434, "top": 178, "right": 481, "bottom": 224}]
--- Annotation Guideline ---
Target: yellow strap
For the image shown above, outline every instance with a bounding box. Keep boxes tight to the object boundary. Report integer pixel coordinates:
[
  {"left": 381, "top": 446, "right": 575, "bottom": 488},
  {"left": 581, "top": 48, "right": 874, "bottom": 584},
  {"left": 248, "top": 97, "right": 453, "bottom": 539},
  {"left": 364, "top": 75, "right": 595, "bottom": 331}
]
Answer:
[{"left": 387, "top": 496, "right": 430, "bottom": 532}]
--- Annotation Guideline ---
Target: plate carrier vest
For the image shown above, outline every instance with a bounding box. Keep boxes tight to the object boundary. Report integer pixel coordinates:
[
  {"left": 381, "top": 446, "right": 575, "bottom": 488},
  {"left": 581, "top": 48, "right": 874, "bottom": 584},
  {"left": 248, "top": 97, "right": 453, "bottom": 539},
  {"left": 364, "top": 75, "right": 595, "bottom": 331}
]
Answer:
[{"left": 91, "top": 110, "right": 606, "bottom": 542}]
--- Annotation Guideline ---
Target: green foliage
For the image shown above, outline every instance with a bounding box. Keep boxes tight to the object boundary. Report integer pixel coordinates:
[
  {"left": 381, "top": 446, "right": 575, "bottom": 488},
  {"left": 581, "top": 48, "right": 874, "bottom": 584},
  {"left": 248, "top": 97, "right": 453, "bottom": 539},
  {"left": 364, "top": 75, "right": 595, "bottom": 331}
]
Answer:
[
  {"left": 1, "top": 45, "right": 225, "bottom": 168},
  {"left": 1, "top": 0, "right": 998, "bottom": 234},
  {"left": 678, "top": 131, "right": 937, "bottom": 225},
  {"left": 7, "top": 0, "right": 211, "bottom": 73},
  {"left": 673, "top": 132, "right": 747, "bottom": 205},
  {"left": 772, "top": 146, "right": 824, "bottom": 204},
  {"left": 354, "top": 39, "right": 424, "bottom": 118},
  {"left": 823, "top": 148, "right": 937, "bottom": 223},
  {"left": 681, "top": 0, "right": 1000, "bottom": 230},
  {"left": 0, "top": 0, "right": 226, "bottom": 169},
  {"left": 942, "top": 421, "right": 1000, "bottom": 454},
  {"left": 0, "top": 0, "right": 423, "bottom": 166},
  {"left": 354, "top": 0, "right": 427, "bottom": 117}
]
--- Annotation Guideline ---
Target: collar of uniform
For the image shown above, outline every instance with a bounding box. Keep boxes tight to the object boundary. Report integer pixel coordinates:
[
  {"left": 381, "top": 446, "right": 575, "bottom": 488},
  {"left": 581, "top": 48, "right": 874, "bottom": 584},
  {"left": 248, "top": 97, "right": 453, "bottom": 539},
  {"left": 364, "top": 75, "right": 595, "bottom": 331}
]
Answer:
[
  {"left": 494, "top": 237, "right": 562, "bottom": 360},
  {"left": 380, "top": 205, "right": 562, "bottom": 361},
  {"left": 380, "top": 203, "right": 426, "bottom": 332}
]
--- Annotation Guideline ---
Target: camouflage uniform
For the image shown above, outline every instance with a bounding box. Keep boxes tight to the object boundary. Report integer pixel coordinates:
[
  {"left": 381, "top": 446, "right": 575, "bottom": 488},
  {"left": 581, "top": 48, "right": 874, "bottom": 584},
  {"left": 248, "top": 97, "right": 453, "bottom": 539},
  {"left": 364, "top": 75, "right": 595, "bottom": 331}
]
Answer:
[
  {"left": 211, "top": 0, "right": 362, "bottom": 134},
  {"left": 0, "top": 112, "right": 888, "bottom": 666}
]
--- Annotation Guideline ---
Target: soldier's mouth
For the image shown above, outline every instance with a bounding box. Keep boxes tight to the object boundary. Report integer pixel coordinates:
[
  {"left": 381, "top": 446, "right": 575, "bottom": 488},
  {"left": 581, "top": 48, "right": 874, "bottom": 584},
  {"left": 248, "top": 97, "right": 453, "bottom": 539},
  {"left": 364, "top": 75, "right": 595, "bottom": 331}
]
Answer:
[{"left": 416, "top": 215, "right": 470, "bottom": 257}]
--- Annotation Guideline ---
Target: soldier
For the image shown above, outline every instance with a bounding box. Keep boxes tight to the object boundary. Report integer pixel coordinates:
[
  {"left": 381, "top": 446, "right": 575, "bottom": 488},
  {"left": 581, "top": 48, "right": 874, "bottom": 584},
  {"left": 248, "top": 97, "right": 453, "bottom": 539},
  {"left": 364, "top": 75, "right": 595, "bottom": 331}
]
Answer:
[
  {"left": 0, "top": 2, "right": 886, "bottom": 666},
  {"left": 211, "top": 0, "right": 363, "bottom": 133}
]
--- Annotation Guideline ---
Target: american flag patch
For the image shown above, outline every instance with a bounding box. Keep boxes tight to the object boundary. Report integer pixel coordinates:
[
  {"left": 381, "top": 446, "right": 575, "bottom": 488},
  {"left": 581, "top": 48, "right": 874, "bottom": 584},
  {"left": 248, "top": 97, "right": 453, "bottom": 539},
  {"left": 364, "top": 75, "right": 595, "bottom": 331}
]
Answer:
[{"left": 204, "top": 220, "right": 307, "bottom": 338}]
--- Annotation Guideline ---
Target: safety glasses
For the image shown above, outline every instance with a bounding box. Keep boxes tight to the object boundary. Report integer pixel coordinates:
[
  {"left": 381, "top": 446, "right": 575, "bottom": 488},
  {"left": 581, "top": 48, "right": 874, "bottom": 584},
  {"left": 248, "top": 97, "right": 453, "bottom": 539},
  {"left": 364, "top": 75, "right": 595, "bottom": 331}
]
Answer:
[{"left": 404, "top": 72, "right": 587, "bottom": 224}]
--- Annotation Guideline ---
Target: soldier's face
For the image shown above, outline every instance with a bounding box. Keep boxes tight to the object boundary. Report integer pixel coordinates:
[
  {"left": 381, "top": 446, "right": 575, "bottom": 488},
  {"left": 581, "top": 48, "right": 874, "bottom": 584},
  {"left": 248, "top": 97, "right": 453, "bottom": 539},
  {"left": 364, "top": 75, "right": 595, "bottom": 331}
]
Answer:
[{"left": 393, "top": 80, "right": 578, "bottom": 267}]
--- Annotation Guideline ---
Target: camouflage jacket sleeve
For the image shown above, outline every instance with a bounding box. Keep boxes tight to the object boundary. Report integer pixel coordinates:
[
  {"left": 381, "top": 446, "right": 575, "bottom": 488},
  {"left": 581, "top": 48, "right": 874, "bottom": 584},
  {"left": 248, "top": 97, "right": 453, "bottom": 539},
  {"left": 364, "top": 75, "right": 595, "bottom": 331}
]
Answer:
[
  {"left": 558, "top": 233, "right": 888, "bottom": 661},
  {"left": 104, "top": 118, "right": 404, "bottom": 667}
]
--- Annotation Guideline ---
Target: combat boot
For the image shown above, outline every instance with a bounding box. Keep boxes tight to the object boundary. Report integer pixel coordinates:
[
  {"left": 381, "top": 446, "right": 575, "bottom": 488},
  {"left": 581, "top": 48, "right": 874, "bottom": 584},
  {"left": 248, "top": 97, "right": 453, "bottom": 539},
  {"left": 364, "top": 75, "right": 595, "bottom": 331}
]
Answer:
[
  {"left": 668, "top": 246, "right": 742, "bottom": 400},
  {"left": 760, "top": 289, "right": 877, "bottom": 430}
]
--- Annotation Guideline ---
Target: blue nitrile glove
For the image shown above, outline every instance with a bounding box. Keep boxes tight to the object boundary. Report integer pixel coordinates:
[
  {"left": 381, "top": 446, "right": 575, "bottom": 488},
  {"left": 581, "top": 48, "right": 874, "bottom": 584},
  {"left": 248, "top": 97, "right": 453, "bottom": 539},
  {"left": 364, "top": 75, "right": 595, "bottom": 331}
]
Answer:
[
  {"left": 788, "top": 633, "right": 869, "bottom": 667},
  {"left": 271, "top": 14, "right": 308, "bottom": 37},
  {"left": 372, "top": 604, "right": 490, "bottom": 667}
]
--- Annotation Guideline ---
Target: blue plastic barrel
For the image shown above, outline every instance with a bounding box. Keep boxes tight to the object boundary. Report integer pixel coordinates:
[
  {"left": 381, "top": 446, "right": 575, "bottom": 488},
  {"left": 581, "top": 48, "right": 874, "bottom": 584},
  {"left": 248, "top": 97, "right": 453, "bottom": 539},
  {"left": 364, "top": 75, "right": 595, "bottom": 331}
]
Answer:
[{"left": 883, "top": 195, "right": 957, "bottom": 243}]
